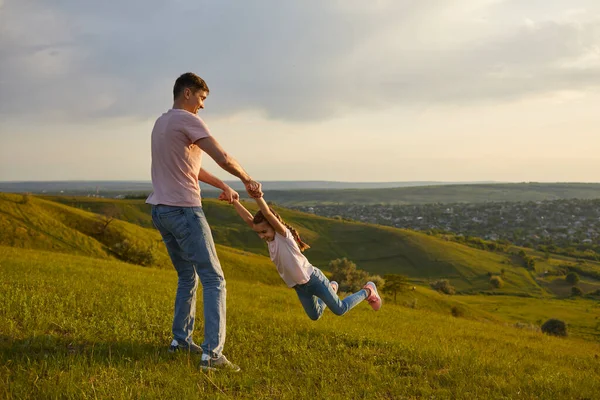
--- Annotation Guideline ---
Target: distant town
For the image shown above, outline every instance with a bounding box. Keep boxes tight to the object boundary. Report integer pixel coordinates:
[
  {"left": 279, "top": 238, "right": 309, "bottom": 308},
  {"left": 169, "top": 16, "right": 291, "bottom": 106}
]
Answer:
[{"left": 294, "top": 199, "right": 600, "bottom": 256}]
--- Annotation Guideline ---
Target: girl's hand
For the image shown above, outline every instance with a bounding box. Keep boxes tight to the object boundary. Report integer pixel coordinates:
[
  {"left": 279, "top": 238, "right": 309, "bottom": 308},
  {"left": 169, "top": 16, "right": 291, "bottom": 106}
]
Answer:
[{"left": 245, "top": 180, "right": 263, "bottom": 198}]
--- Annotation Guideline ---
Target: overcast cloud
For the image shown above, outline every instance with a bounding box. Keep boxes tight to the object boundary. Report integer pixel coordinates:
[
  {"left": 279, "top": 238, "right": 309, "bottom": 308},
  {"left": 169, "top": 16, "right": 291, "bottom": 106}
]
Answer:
[
  {"left": 1, "top": 0, "right": 599, "bottom": 122},
  {"left": 1, "top": 1, "right": 600, "bottom": 182}
]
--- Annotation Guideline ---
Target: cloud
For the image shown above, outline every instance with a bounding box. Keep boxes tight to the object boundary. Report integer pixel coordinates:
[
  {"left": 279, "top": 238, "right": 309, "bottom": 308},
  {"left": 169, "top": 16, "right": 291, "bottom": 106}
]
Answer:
[{"left": 0, "top": 0, "right": 599, "bottom": 123}]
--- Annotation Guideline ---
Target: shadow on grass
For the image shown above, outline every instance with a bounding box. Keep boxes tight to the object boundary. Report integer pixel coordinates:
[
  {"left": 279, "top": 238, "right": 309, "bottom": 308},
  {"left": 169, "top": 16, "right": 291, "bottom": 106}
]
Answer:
[{"left": 0, "top": 334, "right": 199, "bottom": 366}]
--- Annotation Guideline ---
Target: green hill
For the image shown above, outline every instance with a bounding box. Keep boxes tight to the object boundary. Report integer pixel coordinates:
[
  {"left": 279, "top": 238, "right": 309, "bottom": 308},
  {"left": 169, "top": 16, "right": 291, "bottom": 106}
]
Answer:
[
  {"left": 20, "top": 194, "right": 546, "bottom": 295},
  {"left": 1, "top": 246, "right": 599, "bottom": 399},
  {"left": 3, "top": 193, "right": 599, "bottom": 333},
  {"left": 2, "top": 193, "right": 600, "bottom": 397},
  {"left": 0, "top": 193, "right": 110, "bottom": 259},
  {"left": 7, "top": 193, "right": 600, "bottom": 298},
  {"left": 0, "top": 193, "right": 277, "bottom": 285}
]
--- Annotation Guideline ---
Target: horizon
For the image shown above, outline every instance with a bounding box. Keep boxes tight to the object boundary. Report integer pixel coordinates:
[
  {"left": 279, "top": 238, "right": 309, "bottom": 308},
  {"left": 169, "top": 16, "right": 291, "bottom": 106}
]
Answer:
[{"left": 4, "top": 179, "right": 600, "bottom": 184}]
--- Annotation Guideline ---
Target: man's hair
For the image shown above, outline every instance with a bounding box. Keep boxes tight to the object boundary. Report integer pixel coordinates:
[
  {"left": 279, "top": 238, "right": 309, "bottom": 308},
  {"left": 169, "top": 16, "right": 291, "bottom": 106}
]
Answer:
[
  {"left": 253, "top": 208, "right": 311, "bottom": 252},
  {"left": 173, "top": 72, "right": 209, "bottom": 100}
]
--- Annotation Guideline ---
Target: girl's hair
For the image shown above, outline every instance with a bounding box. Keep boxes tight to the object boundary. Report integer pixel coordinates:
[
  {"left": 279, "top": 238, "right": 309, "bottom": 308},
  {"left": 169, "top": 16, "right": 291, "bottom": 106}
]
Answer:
[{"left": 253, "top": 208, "right": 310, "bottom": 252}]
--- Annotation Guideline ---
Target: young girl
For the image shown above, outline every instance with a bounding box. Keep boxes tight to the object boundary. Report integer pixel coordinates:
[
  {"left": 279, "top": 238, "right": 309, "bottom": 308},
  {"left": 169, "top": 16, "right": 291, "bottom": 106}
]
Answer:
[{"left": 222, "top": 194, "right": 382, "bottom": 320}]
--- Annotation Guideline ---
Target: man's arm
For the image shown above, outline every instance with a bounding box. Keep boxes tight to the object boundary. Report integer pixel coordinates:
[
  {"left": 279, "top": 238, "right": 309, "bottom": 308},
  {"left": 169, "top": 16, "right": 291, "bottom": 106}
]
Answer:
[
  {"left": 195, "top": 137, "right": 251, "bottom": 183},
  {"left": 199, "top": 168, "right": 239, "bottom": 203},
  {"left": 195, "top": 136, "right": 262, "bottom": 198},
  {"left": 198, "top": 167, "right": 226, "bottom": 190}
]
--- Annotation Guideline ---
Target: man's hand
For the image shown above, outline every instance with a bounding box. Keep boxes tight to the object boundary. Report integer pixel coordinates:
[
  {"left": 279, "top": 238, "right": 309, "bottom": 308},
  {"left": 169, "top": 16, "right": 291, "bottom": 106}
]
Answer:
[
  {"left": 219, "top": 186, "right": 239, "bottom": 204},
  {"left": 245, "top": 180, "right": 263, "bottom": 198}
]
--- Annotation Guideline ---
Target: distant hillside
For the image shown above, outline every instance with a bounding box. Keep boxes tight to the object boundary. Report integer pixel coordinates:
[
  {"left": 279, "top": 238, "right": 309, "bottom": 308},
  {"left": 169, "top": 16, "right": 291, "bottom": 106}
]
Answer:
[
  {"left": 6, "top": 193, "right": 600, "bottom": 297},
  {"left": 18, "top": 194, "right": 552, "bottom": 295},
  {"left": 0, "top": 180, "right": 490, "bottom": 194},
  {"left": 252, "top": 182, "right": 600, "bottom": 206},
  {"left": 5, "top": 181, "right": 600, "bottom": 206}
]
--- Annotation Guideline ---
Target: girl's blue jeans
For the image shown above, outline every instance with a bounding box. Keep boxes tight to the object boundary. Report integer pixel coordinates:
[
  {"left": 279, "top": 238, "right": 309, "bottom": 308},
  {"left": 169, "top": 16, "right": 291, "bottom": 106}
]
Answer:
[{"left": 294, "top": 268, "right": 368, "bottom": 320}]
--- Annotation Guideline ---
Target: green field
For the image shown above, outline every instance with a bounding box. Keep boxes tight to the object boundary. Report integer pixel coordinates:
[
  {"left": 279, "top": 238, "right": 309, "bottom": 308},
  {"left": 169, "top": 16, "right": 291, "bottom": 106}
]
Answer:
[
  {"left": 2, "top": 246, "right": 600, "bottom": 399},
  {"left": 2, "top": 193, "right": 600, "bottom": 398}
]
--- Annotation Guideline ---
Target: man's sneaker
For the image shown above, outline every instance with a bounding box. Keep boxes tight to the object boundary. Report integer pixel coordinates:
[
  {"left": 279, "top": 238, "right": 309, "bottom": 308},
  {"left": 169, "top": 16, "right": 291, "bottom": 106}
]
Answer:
[
  {"left": 363, "top": 282, "right": 382, "bottom": 311},
  {"left": 199, "top": 354, "right": 241, "bottom": 372},
  {"left": 330, "top": 281, "right": 339, "bottom": 294},
  {"left": 168, "top": 339, "right": 202, "bottom": 354}
]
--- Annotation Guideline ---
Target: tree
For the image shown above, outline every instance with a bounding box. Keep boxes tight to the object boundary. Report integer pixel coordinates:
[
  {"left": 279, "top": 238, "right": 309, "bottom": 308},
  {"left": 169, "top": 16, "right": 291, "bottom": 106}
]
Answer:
[
  {"left": 571, "top": 286, "right": 583, "bottom": 297},
  {"left": 565, "top": 272, "right": 580, "bottom": 285},
  {"left": 328, "top": 258, "right": 369, "bottom": 292},
  {"left": 96, "top": 207, "right": 119, "bottom": 236},
  {"left": 383, "top": 274, "right": 408, "bottom": 303},
  {"left": 329, "top": 258, "right": 355, "bottom": 289}
]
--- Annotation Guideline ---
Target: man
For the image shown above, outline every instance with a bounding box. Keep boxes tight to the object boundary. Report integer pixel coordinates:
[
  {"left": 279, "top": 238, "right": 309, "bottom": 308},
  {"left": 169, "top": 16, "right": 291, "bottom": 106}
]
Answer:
[{"left": 147, "top": 72, "right": 261, "bottom": 371}]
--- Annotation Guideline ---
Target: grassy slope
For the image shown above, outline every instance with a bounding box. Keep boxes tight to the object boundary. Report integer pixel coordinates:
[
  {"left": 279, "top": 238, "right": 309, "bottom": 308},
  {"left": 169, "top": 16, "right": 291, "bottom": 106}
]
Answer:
[
  {"left": 457, "top": 294, "right": 600, "bottom": 342},
  {"left": 38, "top": 195, "right": 544, "bottom": 295},
  {"left": 1, "top": 246, "right": 599, "bottom": 399},
  {"left": 0, "top": 193, "right": 109, "bottom": 259}
]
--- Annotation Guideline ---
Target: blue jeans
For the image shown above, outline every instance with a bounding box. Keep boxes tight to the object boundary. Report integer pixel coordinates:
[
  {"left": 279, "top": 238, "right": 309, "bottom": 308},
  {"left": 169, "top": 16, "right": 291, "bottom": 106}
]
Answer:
[
  {"left": 294, "top": 268, "right": 368, "bottom": 320},
  {"left": 151, "top": 205, "right": 226, "bottom": 358}
]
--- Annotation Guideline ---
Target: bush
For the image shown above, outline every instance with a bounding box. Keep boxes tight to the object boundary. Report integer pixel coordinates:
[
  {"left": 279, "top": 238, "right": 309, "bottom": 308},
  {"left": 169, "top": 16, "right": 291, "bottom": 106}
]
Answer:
[
  {"left": 541, "top": 319, "right": 567, "bottom": 337},
  {"left": 112, "top": 240, "right": 156, "bottom": 266},
  {"left": 405, "top": 298, "right": 418, "bottom": 309},
  {"left": 430, "top": 279, "right": 455, "bottom": 295},
  {"left": 489, "top": 275, "right": 504, "bottom": 289},
  {"left": 451, "top": 306, "right": 464, "bottom": 318},
  {"left": 20, "top": 193, "right": 31, "bottom": 204},
  {"left": 565, "top": 272, "right": 580, "bottom": 285},
  {"left": 571, "top": 286, "right": 583, "bottom": 297}
]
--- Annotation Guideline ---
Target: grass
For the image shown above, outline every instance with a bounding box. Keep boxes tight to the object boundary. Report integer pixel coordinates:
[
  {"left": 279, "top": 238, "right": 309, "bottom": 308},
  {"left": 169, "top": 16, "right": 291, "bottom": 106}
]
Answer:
[
  {"left": 457, "top": 295, "right": 600, "bottom": 342},
  {"left": 1, "top": 246, "right": 600, "bottom": 399}
]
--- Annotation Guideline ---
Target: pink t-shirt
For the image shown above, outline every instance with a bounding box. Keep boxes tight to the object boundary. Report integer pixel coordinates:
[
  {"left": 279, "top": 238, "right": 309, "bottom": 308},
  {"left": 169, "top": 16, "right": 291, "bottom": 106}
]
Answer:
[
  {"left": 146, "top": 109, "right": 211, "bottom": 207},
  {"left": 268, "top": 228, "right": 315, "bottom": 287}
]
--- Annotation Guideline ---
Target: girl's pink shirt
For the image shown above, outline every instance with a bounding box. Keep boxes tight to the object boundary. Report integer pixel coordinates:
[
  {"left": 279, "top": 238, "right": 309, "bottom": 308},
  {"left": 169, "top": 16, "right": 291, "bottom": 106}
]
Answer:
[{"left": 268, "top": 228, "right": 315, "bottom": 287}]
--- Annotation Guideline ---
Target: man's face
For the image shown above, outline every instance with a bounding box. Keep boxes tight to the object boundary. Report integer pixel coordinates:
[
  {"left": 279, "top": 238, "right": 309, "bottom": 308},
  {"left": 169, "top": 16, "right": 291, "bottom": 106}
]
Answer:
[{"left": 184, "top": 88, "right": 208, "bottom": 114}]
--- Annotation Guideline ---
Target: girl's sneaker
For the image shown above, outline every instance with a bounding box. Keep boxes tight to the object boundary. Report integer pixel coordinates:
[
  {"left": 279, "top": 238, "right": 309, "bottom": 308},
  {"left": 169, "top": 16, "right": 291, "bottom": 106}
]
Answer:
[
  {"left": 330, "top": 281, "right": 339, "bottom": 293},
  {"left": 363, "top": 282, "right": 382, "bottom": 311}
]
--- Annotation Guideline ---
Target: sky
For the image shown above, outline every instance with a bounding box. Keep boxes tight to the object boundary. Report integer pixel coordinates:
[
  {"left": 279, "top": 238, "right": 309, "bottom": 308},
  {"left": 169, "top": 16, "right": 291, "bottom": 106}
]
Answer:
[{"left": 1, "top": 0, "right": 599, "bottom": 182}]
